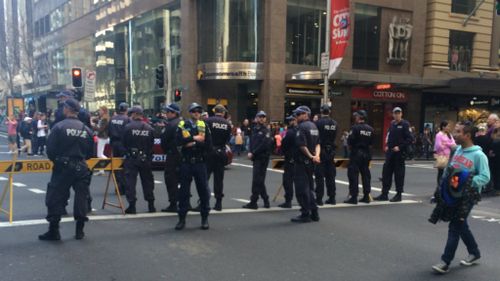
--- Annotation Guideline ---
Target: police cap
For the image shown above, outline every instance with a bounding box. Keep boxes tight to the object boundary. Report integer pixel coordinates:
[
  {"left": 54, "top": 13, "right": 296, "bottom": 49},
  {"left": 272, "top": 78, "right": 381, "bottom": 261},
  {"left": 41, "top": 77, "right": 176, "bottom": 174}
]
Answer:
[
  {"left": 129, "top": 105, "right": 144, "bottom": 115},
  {"left": 320, "top": 104, "right": 331, "bottom": 113},
  {"left": 213, "top": 104, "right": 228, "bottom": 114},
  {"left": 353, "top": 110, "right": 368, "bottom": 119},
  {"left": 188, "top": 102, "right": 203, "bottom": 113},
  {"left": 285, "top": 115, "right": 296, "bottom": 122},
  {"left": 392, "top": 107, "right": 402, "bottom": 113},
  {"left": 56, "top": 90, "right": 75, "bottom": 99},
  {"left": 118, "top": 102, "right": 129, "bottom": 112},
  {"left": 256, "top": 110, "right": 267, "bottom": 117},
  {"left": 293, "top": 105, "right": 311, "bottom": 115},
  {"left": 63, "top": 98, "right": 81, "bottom": 112},
  {"left": 164, "top": 103, "right": 181, "bottom": 114}
]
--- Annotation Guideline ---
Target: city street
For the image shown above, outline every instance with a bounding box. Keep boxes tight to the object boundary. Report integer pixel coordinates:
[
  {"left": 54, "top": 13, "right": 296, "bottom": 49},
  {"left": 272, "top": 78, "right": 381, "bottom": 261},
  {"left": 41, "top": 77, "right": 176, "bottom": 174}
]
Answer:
[{"left": 0, "top": 134, "right": 499, "bottom": 281}]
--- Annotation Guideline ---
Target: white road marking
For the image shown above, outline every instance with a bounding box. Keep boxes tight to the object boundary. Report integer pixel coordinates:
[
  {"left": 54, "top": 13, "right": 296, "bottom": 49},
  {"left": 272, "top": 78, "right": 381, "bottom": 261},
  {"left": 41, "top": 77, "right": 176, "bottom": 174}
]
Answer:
[
  {"left": 12, "top": 182, "right": 27, "bottom": 187},
  {"left": 0, "top": 176, "right": 8, "bottom": 181},
  {"left": 154, "top": 180, "right": 163, "bottom": 184},
  {"left": 232, "top": 198, "right": 250, "bottom": 203},
  {"left": 0, "top": 200, "right": 421, "bottom": 228},
  {"left": 28, "top": 188, "right": 46, "bottom": 194},
  {"left": 371, "top": 162, "right": 436, "bottom": 170},
  {"left": 231, "top": 162, "right": 415, "bottom": 197}
]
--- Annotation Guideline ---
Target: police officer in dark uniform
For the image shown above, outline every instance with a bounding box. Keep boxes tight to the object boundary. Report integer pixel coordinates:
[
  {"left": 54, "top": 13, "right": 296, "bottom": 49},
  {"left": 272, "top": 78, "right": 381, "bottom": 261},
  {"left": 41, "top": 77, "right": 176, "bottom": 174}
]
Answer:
[
  {"left": 375, "top": 107, "right": 413, "bottom": 202},
  {"left": 345, "top": 110, "right": 374, "bottom": 204},
  {"left": 279, "top": 114, "right": 297, "bottom": 208},
  {"left": 243, "top": 111, "right": 273, "bottom": 210},
  {"left": 314, "top": 104, "right": 338, "bottom": 205},
  {"left": 175, "top": 103, "right": 212, "bottom": 230},
  {"left": 122, "top": 106, "right": 156, "bottom": 214},
  {"left": 39, "top": 99, "right": 94, "bottom": 241},
  {"left": 53, "top": 90, "right": 92, "bottom": 128},
  {"left": 291, "top": 106, "right": 321, "bottom": 223},
  {"left": 160, "top": 103, "right": 182, "bottom": 213},
  {"left": 108, "top": 102, "right": 130, "bottom": 194},
  {"left": 206, "top": 104, "right": 232, "bottom": 211}
]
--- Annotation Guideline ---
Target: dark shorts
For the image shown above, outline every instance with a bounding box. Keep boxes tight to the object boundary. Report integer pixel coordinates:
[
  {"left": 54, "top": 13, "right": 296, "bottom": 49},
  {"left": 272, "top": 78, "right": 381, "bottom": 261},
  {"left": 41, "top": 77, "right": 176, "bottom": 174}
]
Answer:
[{"left": 7, "top": 135, "right": 16, "bottom": 144}]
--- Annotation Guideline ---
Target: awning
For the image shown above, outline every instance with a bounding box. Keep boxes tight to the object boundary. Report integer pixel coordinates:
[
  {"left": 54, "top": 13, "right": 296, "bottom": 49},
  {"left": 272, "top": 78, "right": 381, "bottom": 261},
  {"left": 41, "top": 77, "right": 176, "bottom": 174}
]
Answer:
[{"left": 424, "top": 78, "right": 500, "bottom": 96}]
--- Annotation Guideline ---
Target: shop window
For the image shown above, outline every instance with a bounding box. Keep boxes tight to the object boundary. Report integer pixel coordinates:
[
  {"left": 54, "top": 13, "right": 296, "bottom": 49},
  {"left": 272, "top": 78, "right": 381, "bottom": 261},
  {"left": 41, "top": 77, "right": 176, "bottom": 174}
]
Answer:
[
  {"left": 451, "top": 0, "right": 476, "bottom": 15},
  {"left": 448, "top": 30, "right": 474, "bottom": 72},
  {"left": 352, "top": 4, "right": 380, "bottom": 70},
  {"left": 286, "top": 0, "right": 326, "bottom": 66}
]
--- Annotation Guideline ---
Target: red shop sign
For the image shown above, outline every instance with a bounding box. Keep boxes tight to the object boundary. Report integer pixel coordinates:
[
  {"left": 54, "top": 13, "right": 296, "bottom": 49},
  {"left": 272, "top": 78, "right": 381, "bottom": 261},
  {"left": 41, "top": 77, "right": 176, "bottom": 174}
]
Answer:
[{"left": 351, "top": 87, "right": 408, "bottom": 102}]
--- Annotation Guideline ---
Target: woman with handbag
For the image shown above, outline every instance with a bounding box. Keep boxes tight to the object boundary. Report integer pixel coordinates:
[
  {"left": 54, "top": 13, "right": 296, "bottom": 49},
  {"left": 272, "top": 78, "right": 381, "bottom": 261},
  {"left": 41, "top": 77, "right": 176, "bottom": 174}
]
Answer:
[{"left": 434, "top": 121, "right": 456, "bottom": 186}]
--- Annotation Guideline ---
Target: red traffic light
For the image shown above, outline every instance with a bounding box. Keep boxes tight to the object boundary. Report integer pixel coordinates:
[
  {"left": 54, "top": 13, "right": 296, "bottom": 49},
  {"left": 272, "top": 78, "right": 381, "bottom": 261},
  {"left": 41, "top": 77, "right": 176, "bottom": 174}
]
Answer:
[
  {"left": 72, "top": 68, "right": 83, "bottom": 88},
  {"left": 174, "top": 89, "right": 182, "bottom": 102},
  {"left": 72, "top": 69, "right": 81, "bottom": 77}
]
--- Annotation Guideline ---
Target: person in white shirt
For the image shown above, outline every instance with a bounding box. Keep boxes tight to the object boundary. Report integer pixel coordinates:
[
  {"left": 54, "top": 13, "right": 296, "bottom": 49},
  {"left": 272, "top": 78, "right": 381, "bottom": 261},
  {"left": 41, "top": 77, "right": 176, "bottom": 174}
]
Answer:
[{"left": 36, "top": 113, "right": 48, "bottom": 155}]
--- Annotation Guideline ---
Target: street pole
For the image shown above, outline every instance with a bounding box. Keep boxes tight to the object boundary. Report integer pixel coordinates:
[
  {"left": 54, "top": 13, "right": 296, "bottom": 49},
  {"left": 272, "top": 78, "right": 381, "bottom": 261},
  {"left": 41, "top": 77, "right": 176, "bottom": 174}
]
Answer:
[
  {"left": 164, "top": 9, "right": 172, "bottom": 104},
  {"left": 323, "top": 0, "right": 331, "bottom": 106}
]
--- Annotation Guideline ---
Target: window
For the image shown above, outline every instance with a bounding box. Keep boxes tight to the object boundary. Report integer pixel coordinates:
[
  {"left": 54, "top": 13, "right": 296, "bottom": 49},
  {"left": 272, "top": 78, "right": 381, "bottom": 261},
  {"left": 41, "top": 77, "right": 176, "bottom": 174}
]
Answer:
[
  {"left": 286, "top": 0, "right": 326, "bottom": 66},
  {"left": 448, "top": 30, "right": 474, "bottom": 72},
  {"left": 352, "top": 4, "right": 380, "bottom": 70},
  {"left": 452, "top": 0, "right": 476, "bottom": 15}
]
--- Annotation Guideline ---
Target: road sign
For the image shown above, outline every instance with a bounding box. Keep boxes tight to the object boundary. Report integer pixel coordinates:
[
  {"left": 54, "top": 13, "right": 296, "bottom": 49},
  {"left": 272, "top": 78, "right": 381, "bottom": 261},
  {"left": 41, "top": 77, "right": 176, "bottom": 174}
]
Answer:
[
  {"left": 0, "top": 158, "right": 123, "bottom": 174},
  {"left": 321, "top": 52, "right": 330, "bottom": 71},
  {"left": 84, "top": 70, "right": 96, "bottom": 102}
]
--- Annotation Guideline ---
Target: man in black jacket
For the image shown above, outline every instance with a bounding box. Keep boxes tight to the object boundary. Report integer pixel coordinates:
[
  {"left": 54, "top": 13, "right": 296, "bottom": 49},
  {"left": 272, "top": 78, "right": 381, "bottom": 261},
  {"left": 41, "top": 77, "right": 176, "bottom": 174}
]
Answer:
[{"left": 279, "top": 115, "right": 297, "bottom": 208}]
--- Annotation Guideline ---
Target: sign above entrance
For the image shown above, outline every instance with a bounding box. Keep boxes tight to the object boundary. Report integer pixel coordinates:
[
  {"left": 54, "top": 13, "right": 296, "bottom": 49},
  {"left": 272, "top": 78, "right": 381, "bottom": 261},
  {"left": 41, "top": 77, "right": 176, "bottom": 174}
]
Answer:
[
  {"left": 197, "top": 62, "right": 264, "bottom": 80},
  {"left": 352, "top": 87, "right": 408, "bottom": 102}
]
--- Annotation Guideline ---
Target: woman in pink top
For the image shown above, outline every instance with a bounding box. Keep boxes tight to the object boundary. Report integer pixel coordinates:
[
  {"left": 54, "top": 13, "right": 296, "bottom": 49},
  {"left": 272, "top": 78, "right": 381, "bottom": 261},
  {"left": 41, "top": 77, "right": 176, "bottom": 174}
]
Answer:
[
  {"left": 434, "top": 120, "right": 456, "bottom": 185},
  {"left": 5, "top": 115, "right": 18, "bottom": 153}
]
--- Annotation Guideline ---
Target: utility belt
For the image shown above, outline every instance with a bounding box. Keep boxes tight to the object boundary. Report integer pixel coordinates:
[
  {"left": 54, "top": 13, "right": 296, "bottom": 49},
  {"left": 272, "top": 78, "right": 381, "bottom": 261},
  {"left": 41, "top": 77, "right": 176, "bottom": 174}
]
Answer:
[
  {"left": 182, "top": 156, "right": 205, "bottom": 164},
  {"left": 126, "top": 148, "right": 148, "bottom": 162},
  {"left": 54, "top": 156, "right": 87, "bottom": 171}
]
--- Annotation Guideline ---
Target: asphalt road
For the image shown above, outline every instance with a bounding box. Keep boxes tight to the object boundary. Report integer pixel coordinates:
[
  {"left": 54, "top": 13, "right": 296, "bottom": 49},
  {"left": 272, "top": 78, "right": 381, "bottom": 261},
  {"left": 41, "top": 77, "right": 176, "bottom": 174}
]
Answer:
[{"left": 0, "top": 134, "right": 499, "bottom": 281}]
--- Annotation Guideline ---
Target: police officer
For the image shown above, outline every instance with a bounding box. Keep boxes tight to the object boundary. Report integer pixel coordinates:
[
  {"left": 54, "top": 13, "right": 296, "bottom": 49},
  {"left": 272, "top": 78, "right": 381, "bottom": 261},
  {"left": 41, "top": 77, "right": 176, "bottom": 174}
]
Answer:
[
  {"left": 345, "top": 110, "right": 374, "bottom": 204},
  {"left": 53, "top": 90, "right": 92, "bottom": 128},
  {"left": 243, "top": 111, "right": 273, "bottom": 209},
  {"left": 39, "top": 99, "right": 93, "bottom": 241},
  {"left": 375, "top": 107, "right": 413, "bottom": 202},
  {"left": 206, "top": 104, "right": 232, "bottom": 211},
  {"left": 291, "top": 106, "right": 321, "bottom": 223},
  {"left": 175, "top": 103, "right": 212, "bottom": 230},
  {"left": 108, "top": 102, "right": 130, "bottom": 194},
  {"left": 279, "top": 114, "right": 297, "bottom": 208},
  {"left": 122, "top": 106, "right": 156, "bottom": 214},
  {"left": 160, "top": 103, "right": 182, "bottom": 213},
  {"left": 314, "top": 104, "right": 338, "bottom": 205}
]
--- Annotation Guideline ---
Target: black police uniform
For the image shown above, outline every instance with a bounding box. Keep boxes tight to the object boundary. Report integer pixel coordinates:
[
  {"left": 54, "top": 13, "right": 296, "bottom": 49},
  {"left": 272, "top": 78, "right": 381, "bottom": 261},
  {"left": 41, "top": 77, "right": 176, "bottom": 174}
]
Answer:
[
  {"left": 160, "top": 115, "right": 181, "bottom": 210},
  {"left": 54, "top": 102, "right": 92, "bottom": 128},
  {"left": 281, "top": 124, "right": 297, "bottom": 205},
  {"left": 347, "top": 122, "right": 374, "bottom": 201},
  {"left": 123, "top": 119, "right": 155, "bottom": 210},
  {"left": 176, "top": 118, "right": 212, "bottom": 219},
  {"left": 206, "top": 115, "right": 231, "bottom": 207},
  {"left": 314, "top": 115, "right": 338, "bottom": 204},
  {"left": 293, "top": 119, "right": 320, "bottom": 218},
  {"left": 381, "top": 119, "right": 413, "bottom": 197},
  {"left": 108, "top": 113, "right": 130, "bottom": 192},
  {"left": 248, "top": 123, "right": 272, "bottom": 206},
  {"left": 45, "top": 116, "right": 93, "bottom": 232}
]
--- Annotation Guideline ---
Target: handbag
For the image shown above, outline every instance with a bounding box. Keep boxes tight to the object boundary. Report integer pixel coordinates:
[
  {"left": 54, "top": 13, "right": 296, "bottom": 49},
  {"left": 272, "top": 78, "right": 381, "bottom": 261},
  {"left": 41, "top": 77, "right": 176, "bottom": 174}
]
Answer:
[{"left": 434, "top": 154, "right": 449, "bottom": 169}]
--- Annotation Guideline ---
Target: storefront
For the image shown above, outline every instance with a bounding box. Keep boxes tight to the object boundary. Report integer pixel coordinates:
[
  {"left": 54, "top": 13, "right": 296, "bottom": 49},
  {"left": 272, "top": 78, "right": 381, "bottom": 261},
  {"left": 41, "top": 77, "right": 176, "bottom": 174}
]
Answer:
[{"left": 285, "top": 83, "right": 323, "bottom": 117}]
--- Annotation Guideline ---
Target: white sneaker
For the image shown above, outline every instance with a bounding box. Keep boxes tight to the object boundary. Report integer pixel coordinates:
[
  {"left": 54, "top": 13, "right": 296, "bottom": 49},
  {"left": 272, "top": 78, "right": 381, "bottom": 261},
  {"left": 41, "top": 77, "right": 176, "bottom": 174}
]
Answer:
[
  {"left": 432, "top": 261, "right": 449, "bottom": 274},
  {"left": 460, "top": 254, "right": 480, "bottom": 266}
]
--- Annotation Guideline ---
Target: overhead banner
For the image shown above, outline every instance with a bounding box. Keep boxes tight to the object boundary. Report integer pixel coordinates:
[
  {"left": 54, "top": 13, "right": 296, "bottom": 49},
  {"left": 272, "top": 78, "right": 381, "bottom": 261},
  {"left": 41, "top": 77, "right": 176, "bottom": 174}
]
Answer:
[{"left": 328, "top": 0, "right": 350, "bottom": 78}]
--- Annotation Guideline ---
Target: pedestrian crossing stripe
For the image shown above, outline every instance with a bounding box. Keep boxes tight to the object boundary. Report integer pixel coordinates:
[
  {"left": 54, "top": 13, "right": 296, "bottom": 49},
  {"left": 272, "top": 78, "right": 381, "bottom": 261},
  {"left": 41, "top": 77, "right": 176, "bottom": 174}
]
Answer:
[{"left": 0, "top": 158, "right": 124, "bottom": 174}]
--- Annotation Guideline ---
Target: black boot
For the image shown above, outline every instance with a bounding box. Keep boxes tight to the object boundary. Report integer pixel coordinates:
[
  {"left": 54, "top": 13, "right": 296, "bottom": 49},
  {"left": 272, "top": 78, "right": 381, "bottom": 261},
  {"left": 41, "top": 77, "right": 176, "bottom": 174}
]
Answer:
[
  {"left": 343, "top": 197, "right": 358, "bottom": 204},
  {"left": 359, "top": 194, "right": 371, "bottom": 204},
  {"left": 201, "top": 216, "right": 209, "bottom": 230},
  {"left": 324, "top": 197, "right": 336, "bottom": 205},
  {"left": 263, "top": 198, "right": 270, "bottom": 209},
  {"left": 125, "top": 201, "right": 136, "bottom": 214},
  {"left": 214, "top": 199, "right": 222, "bottom": 211},
  {"left": 316, "top": 198, "right": 324, "bottom": 206},
  {"left": 161, "top": 203, "right": 177, "bottom": 213},
  {"left": 38, "top": 222, "right": 61, "bottom": 241},
  {"left": 374, "top": 194, "right": 389, "bottom": 201},
  {"left": 175, "top": 214, "right": 186, "bottom": 230},
  {"left": 242, "top": 201, "right": 258, "bottom": 210},
  {"left": 278, "top": 201, "right": 292, "bottom": 208},
  {"left": 148, "top": 201, "right": 156, "bottom": 213},
  {"left": 291, "top": 213, "right": 312, "bottom": 223},
  {"left": 310, "top": 209, "right": 320, "bottom": 222},
  {"left": 390, "top": 193, "right": 402, "bottom": 202},
  {"left": 75, "top": 220, "right": 85, "bottom": 240}
]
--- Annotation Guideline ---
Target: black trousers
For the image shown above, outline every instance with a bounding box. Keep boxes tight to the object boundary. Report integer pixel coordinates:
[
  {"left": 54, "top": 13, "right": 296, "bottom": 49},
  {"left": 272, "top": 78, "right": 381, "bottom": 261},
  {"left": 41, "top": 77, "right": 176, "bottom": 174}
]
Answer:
[
  {"left": 250, "top": 156, "right": 270, "bottom": 202},
  {"left": 111, "top": 142, "right": 127, "bottom": 191},
  {"left": 347, "top": 150, "right": 371, "bottom": 197},
  {"left": 45, "top": 162, "right": 91, "bottom": 223},
  {"left": 36, "top": 136, "right": 46, "bottom": 154},
  {"left": 207, "top": 148, "right": 228, "bottom": 200},
  {"left": 178, "top": 162, "right": 210, "bottom": 217},
  {"left": 124, "top": 159, "right": 155, "bottom": 203},
  {"left": 314, "top": 152, "right": 336, "bottom": 200},
  {"left": 163, "top": 153, "right": 180, "bottom": 204},
  {"left": 282, "top": 160, "right": 294, "bottom": 202},
  {"left": 294, "top": 161, "right": 317, "bottom": 215},
  {"left": 381, "top": 152, "right": 405, "bottom": 195}
]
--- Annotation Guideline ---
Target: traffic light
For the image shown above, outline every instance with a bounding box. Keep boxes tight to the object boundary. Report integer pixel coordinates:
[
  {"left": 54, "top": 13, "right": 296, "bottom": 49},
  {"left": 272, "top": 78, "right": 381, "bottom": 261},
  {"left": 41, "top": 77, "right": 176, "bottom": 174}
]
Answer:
[
  {"left": 155, "top": 64, "right": 165, "bottom": 89},
  {"left": 72, "top": 68, "right": 82, "bottom": 88},
  {"left": 174, "top": 88, "right": 182, "bottom": 102},
  {"left": 497, "top": 0, "right": 500, "bottom": 15}
]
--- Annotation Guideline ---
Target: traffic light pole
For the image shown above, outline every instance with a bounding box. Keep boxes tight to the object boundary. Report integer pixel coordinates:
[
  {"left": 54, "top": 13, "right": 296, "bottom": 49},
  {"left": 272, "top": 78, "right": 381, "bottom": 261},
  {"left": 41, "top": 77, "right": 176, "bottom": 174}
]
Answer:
[
  {"left": 165, "top": 50, "right": 172, "bottom": 104},
  {"left": 323, "top": 0, "right": 331, "bottom": 106}
]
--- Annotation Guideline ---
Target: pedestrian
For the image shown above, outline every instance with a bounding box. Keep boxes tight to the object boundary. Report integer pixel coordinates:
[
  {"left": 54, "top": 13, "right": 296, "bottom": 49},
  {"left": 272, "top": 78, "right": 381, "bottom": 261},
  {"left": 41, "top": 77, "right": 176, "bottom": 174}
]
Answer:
[
  {"left": 31, "top": 113, "right": 40, "bottom": 156},
  {"left": 241, "top": 119, "right": 251, "bottom": 152},
  {"left": 93, "top": 106, "right": 110, "bottom": 176},
  {"left": 486, "top": 113, "right": 499, "bottom": 137},
  {"left": 38, "top": 98, "right": 94, "bottom": 241},
  {"left": 434, "top": 121, "right": 456, "bottom": 187},
  {"left": 159, "top": 103, "right": 182, "bottom": 213},
  {"left": 206, "top": 104, "right": 232, "bottom": 211},
  {"left": 341, "top": 130, "right": 349, "bottom": 158},
  {"left": 488, "top": 127, "right": 500, "bottom": 195},
  {"left": 234, "top": 127, "right": 243, "bottom": 156},
  {"left": 175, "top": 103, "right": 212, "bottom": 230},
  {"left": 278, "top": 114, "right": 297, "bottom": 208},
  {"left": 431, "top": 121, "right": 490, "bottom": 274},
  {"left": 242, "top": 111, "right": 272, "bottom": 210},
  {"left": 19, "top": 117, "right": 34, "bottom": 156},
  {"left": 5, "top": 115, "right": 18, "bottom": 154},
  {"left": 291, "top": 106, "right": 321, "bottom": 223},
  {"left": 122, "top": 106, "right": 156, "bottom": 214},
  {"left": 375, "top": 107, "right": 413, "bottom": 202},
  {"left": 314, "top": 104, "right": 338, "bottom": 205},
  {"left": 422, "top": 126, "right": 433, "bottom": 160},
  {"left": 345, "top": 110, "right": 374, "bottom": 204},
  {"left": 108, "top": 102, "right": 130, "bottom": 194},
  {"left": 36, "top": 113, "right": 49, "bottom": 155}
]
